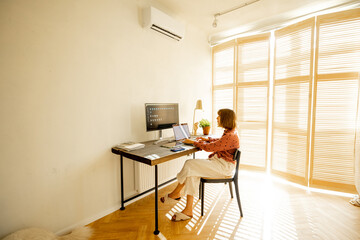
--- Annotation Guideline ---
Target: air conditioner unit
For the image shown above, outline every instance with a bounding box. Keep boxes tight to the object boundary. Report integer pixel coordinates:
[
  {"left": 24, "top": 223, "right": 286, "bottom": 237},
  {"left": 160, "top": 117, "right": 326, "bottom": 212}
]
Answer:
[{"left": 143, "top": 6, "right": 185, "bottom": 41}]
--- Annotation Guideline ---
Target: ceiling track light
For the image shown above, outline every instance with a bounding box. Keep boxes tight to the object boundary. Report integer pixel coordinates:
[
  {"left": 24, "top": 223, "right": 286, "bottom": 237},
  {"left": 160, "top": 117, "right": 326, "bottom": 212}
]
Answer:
[{"left": 212, "top": 0, "right": 260, "bottom": 28}]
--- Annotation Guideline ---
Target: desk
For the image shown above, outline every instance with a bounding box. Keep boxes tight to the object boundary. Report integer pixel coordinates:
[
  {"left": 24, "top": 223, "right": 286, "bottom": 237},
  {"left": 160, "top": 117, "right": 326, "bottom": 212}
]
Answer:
[{"left": 111, "top": 140, "right": 200, "bottom": 235}]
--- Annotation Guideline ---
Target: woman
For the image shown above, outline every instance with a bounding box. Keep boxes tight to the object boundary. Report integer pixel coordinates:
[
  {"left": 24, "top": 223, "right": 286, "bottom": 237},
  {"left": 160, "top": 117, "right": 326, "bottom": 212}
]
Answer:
[{"left": 160, "top": 108, "right": 240, "bottom": 221}]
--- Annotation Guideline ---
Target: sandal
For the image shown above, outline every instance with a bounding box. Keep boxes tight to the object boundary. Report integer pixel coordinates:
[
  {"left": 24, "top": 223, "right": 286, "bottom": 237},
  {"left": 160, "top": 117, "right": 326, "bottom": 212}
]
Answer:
[
  {"left": 160, "top": 194, "right": 181, "bottom": 204},
  {"left": 171, "top": 212, "right": 192, "bottom": 221},
  {"left": 349, "top": 196, "right": 360, "bottom": 207}
]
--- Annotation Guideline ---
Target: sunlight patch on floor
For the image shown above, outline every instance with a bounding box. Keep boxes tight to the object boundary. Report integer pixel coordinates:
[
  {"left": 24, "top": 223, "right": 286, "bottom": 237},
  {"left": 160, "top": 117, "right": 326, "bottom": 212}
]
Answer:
[
  {"left": 163, "top": 170, "right": 355, "bottom": 239},
  {"left": 165, "top": 183, "right": 226, "bottom": 232},
  {"left": 196, "top": 184, "right": 226, "bottom": 234}
]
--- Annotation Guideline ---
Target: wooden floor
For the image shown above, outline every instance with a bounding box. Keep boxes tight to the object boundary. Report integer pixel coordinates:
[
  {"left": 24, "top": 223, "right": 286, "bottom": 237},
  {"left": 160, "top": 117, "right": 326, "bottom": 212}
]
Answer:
[{"left": 88, "top": 171, "right": 360, "bottom": 240}]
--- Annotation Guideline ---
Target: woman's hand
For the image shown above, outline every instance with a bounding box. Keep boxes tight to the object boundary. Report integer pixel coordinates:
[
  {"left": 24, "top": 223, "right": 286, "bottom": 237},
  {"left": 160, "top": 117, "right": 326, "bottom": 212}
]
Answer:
[
  {"left": 182, "top": 139, "right": 195, "bottom": 145},
  {"left": 196, "top": 137, "right": 209, "bottom": 142}
]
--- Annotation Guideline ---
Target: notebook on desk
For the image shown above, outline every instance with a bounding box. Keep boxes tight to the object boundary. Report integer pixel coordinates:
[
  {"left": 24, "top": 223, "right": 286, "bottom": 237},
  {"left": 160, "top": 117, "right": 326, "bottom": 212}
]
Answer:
[{"left": 161, "top": 123, "right": 194, "bottom": 148}]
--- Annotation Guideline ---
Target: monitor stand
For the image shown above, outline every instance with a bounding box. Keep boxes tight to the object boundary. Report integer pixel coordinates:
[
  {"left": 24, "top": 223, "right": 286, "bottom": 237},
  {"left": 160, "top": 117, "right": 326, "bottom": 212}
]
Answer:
[{"left": 153, "top": 130, "right": 169, "bottom": 145}]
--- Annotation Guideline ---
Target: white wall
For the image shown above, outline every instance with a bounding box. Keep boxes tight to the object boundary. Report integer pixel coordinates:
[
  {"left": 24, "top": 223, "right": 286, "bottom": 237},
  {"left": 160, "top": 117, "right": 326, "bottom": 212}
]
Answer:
[{"left": 0, "top": 0, "right": 211, "bottom": 237}]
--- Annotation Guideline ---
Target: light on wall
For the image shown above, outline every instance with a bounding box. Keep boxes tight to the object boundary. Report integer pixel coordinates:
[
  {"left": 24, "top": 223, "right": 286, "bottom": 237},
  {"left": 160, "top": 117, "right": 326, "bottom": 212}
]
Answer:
[{"left": 212, "top": 0, "right": 260, "bottom": 28}]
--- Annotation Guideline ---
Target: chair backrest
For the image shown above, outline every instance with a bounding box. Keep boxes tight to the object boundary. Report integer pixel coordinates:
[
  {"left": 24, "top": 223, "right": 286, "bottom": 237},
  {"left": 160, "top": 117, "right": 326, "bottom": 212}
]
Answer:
[{"left": 233, "top": 149, "right": 241, "bottom": 181}]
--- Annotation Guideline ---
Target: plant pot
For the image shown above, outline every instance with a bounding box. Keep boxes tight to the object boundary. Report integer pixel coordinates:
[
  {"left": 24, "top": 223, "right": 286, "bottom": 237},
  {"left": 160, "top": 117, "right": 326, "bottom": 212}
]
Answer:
[{"left": 202, "top": 126, "right": 210, "bottom": 135}]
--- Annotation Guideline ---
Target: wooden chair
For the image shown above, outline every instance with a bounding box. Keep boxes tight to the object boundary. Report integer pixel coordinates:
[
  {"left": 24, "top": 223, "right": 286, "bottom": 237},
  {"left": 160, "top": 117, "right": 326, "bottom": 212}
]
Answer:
[{"left": 199, "top": 149, "right": 243, "bottom": 217}]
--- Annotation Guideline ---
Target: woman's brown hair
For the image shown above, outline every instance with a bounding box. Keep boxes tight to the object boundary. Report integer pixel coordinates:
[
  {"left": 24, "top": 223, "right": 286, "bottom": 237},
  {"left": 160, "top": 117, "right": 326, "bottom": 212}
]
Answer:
[{"left": 217, "top": 109, "right": 236, "bottom": 130}]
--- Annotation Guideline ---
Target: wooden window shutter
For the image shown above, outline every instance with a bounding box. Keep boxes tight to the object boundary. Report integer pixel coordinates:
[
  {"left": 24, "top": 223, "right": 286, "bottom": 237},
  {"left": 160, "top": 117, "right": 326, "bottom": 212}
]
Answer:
[
  {"left": 310, "top": 8, "right": 360, "bottom": 193},
  {"left": 236, "top": 33, "right": 270, "bottom": 170},
  {"left": 272, "top": 18, "right": 315, "bottom": 184},
  {"left": 212, "top": 41, "right": 236, "bottom": 135}
]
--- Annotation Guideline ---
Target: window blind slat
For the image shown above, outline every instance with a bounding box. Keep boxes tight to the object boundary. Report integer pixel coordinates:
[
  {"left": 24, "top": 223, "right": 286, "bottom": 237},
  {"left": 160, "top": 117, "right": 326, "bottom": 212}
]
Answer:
[
  {"left": 213, "top": 88, "right": 234, "bottom": 134},
  {"left": 214, "top": 48, "right": 235, "bottom": 86}
]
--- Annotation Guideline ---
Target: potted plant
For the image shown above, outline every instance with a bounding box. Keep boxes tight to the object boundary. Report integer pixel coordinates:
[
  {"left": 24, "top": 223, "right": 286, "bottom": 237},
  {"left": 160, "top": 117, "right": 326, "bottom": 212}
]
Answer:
[{"left": 199, "top": 119, "right": 211, "bottom": 135}]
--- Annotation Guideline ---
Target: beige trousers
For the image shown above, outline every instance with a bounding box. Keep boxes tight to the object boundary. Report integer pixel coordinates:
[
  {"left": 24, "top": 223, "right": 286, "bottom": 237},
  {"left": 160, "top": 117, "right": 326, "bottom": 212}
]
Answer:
[{"left": 176, "top": 155, "right": 235, "bottom": 197}]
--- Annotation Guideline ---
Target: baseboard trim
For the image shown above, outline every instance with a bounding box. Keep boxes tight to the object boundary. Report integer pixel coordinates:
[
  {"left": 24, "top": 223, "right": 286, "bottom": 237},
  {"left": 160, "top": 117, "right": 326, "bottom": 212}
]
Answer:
[
  {"left": 55, "top": 179, "right": 177, "bottom": 235},
  {"left": 55, "top": 190, "right": 138, "bottom": 235}
]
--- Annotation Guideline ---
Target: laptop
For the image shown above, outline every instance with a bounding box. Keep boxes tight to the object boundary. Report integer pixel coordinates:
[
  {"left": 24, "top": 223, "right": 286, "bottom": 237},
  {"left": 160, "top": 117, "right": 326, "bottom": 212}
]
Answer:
[{"left": 161, "top": 123, "right": 194, "bottom": 148}]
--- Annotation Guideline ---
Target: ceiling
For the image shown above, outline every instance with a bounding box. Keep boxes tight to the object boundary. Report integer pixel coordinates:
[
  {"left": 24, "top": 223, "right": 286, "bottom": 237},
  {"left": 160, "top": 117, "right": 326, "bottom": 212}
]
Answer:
[{"left": 139, "top": 0, "right": 360, "bottom": 44}]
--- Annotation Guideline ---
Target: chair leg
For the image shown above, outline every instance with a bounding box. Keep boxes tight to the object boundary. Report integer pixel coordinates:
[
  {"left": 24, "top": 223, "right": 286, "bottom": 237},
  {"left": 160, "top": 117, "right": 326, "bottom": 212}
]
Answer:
[
  {"left": 234, "top": 180, "right": 243, "bottom": 217},
  {"left": 228, "top": 182, "right": 234, "bottom": 198},
  {"left": 201, "top": 182, "right": 205, "bottom": 216},
  {"left": 199, "top": 183, "right": 201, "bottom": 200}
]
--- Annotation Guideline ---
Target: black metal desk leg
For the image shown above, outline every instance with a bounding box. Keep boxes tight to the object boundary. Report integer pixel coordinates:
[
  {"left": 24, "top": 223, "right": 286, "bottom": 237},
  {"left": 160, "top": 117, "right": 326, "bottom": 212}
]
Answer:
[
  {"left": 193, "top": 153, "right": 195, "bottom": 159},
  {"left": 154, "top": 165, "right": 160, "bottom": 235},
  {"left": 120, "top": 155, "right": 125, "bottom": 210}
]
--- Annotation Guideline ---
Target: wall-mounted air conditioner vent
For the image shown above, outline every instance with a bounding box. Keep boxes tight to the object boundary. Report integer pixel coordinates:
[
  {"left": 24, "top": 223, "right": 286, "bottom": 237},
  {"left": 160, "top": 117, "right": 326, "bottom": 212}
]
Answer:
[{"left": 143, "top": 6, "right": 185, "bottom": 41}]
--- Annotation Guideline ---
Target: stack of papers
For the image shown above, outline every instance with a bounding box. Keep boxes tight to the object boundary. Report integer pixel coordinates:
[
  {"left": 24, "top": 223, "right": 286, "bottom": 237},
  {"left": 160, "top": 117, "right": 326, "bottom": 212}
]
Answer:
[{"left": 116, "top": 142, "right": 145, "bottom": 151}]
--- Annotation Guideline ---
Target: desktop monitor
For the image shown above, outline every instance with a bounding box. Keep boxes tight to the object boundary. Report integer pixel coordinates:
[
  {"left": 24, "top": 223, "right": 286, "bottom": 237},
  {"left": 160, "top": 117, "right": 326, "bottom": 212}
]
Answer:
[{"left": 145, "top": 103, "right": 179, "bottom": 132}]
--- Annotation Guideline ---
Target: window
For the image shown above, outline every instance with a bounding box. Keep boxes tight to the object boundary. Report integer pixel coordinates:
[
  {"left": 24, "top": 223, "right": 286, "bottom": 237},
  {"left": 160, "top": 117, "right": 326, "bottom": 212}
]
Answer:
[
  {"left": 310, "top": 9, "right": 360, "bottom": 192},
  {"left": 212, "top": 8, "right": 360, "bottom": 193},
  {"left": 212, "top": 41, "right": 236, "bottom": 134},
  {"left": 237, "top": 34, "right": 270, "bottom": 170},
  {"left": 272, "top": 18, "right": 314, "bottom": 184}
]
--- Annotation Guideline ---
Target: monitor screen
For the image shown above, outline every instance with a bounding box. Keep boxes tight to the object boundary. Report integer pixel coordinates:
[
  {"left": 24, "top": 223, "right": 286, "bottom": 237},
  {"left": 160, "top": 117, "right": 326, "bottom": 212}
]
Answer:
[{"left": 145, "top": 103, "right": 179, "bottom": 132}]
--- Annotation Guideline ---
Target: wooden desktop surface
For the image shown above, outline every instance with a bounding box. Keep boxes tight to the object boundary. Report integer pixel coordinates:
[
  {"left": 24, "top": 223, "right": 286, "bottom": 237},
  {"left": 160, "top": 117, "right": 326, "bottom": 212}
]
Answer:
[{"left": 111, "top": 140, "right": 199, "bottom": 166}]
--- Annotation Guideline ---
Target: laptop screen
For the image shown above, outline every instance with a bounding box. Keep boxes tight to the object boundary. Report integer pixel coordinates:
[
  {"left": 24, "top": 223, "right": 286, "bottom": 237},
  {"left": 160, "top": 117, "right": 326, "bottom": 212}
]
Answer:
[{"left": 173, "top": 123, "right": 190, "bottom": 141}]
